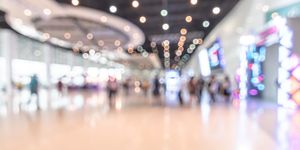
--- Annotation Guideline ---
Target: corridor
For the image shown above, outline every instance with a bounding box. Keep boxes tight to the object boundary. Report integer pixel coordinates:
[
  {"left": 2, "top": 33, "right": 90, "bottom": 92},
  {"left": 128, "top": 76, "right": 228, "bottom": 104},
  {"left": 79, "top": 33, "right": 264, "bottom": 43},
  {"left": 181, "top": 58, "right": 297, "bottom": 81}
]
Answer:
[{"left": 0, "top": 90, "right": 299, "bottom": 150}]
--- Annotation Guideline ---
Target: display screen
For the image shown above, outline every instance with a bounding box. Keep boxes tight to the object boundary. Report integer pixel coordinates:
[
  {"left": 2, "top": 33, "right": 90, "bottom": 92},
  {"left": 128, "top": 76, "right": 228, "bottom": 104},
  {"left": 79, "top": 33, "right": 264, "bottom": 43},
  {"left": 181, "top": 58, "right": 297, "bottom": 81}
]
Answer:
[{"left": 207, "top": 39, "right": 224, "bottom": 70}]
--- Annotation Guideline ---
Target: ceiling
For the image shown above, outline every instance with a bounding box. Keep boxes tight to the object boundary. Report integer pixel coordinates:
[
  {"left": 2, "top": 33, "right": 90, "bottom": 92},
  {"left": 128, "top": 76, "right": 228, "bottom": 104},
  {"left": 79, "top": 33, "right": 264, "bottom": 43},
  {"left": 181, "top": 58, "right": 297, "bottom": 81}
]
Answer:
[
  {"left": 33, "top": 16, "right": 130, "bottom": 50},
  {"left": 0, "top": 0, "right": 157, "bottom": 69},
  {"left": 56, "top": 0, "right": 240, "bottom": 69}
]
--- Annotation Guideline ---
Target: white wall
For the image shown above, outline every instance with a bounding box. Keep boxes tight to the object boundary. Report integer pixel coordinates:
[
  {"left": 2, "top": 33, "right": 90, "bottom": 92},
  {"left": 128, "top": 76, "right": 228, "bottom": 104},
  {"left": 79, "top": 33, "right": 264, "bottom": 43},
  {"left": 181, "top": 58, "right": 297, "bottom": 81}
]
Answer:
[
  {"left": 263, "top": 44, "right": 280, "bottom": 101},
  {"left": 185, "top": 0, "right": 300, "bottom": 82}
]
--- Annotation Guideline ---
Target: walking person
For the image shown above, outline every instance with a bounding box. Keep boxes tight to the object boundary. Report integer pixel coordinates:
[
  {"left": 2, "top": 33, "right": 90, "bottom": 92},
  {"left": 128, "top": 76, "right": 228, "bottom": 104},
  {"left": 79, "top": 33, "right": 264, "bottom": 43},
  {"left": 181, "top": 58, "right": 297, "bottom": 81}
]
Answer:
[
  {"left": 123, "top": 78, "right": 131, "bottom": 96},
  {"left": 29, "top": 74, "right": 40, "bottom": 110},
  {"left": 152, "top": 75, "right": 161, "bottom": 105},
  {"left": 107, "top": 76, "right": 118, "bottom": 107},
  {"left": 188, "top": 77, "right": 197, "bottom": 105},
  {"left": 197, "top": 76, "right": 205, "bottom": 104},
  {"left": 178, "top": 75, "right": 185, "bottom": 106},
  {"left": 208, "top": 75, "right": 218, "bottom": 103},
  {"left": 141, "top": 80, "right": 150, "bottom": 96},
  {"left": 57, "top": 79, "right": 64, "bottom": 97},
  {"left": 221, "top": 75, "right": 231, "bottom": 102}
]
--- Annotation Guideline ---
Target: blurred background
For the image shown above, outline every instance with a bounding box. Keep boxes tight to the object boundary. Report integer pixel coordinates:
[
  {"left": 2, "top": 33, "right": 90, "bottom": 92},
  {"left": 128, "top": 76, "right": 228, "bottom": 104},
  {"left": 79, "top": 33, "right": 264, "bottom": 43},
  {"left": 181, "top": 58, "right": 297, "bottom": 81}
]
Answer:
[{"left": 0, "top": 0, "right": 300, "bottom": 150}]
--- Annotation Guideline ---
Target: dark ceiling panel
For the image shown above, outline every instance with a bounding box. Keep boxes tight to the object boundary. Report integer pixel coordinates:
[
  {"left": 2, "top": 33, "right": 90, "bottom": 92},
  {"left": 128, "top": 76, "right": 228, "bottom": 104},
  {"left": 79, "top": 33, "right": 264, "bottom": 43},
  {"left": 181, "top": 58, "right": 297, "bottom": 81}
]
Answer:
[{"left": 56, "top": 0, "right": 240, "bottom": 69}]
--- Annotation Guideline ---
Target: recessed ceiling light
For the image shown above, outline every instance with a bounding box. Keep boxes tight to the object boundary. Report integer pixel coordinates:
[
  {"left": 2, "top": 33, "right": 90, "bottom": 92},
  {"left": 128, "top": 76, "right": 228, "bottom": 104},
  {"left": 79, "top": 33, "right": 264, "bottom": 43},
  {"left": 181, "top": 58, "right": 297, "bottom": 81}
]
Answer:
[
  {"left": 150, "top": 42, "right": 156, "bottom": 48},
  {"left": 24, "top": 9, "right": 32, "bottom": 16},
  {"left": 160, "top": 9, "right": 168, "bottom": 17},
  {"left": 185, "top": 16, "right": 192, "bottom": 23},
  {"left": 82, "top": 53, "right": 89, "bottom": 59},
  {"left": 89, "top": 49, "right": 96, "bottom": 55},
  {"left": 203, "top": 20, "right": 210, "bottom": 28},
  {"left": 114, "top": 40, "right": 121, "bottom": 46},
  {"left": 142, "top": 52, "right": 149, "bottom": 57},
  {"left": 164, "top": 45, "right": 170, "bottom": 50},
  {"left": 87, "top": 33, "right": 94, "bottom": 40},
  {"left": 164, "top": 52, "right": 170, "bottom": 58},
  {"left": 193, "top": 38, "right": 203, "bottom": 44},
  {"left": 64, "top": 32, "right": 71, "bottom": 39},
  {"left": 163, "top": 40, "right": 170, "bottom": 46},
  {"left": 139, "top": 16, "right": 147, "bottom": 23},
  {"left": 128, "top": 47, "right": 134, "bottom": 54},
  {"left": 43, "top": 33, "right": 50, "bottom": 40},
  {"left": 180, "top": 28, "right": 187, "bottom": 35},
  {"left": 137, "top": 46, "right": 143, "bottom": 52},
  {"left": 178, "top": 42, "right": 184, "bottom": 47},
  {"left": 212, "top": 7, "right": 221, "bottom": 15},
  {"left": 189, "top": 45, "right": 196, "bottom": 50},
  {"left": 176, "top": 51, "right": 182, "bottom": 56},
  {"left": 193, "top": 39, "right": 199, "bottom": 44},
  {"left": 100, "top": 16, "right": 108, "bottom": 22},
  {"left": 190, "top": 0, "right": 198, "bottom": 5},
  {"left": 162, "top": 23, "right": 169, "bottom": 30},
  {"left": 124, "top": 26, "right": 131, "bottom": 32},
  {"left": 43, "top": 8, "right": 52, "bottom": 15},
  {"left": 178, "top": 46, "right": 184, "bottom": 51},
  {"left": 98, "top": 40, "right": 104, "bottom": 46},
  {"left": 109, "top": 5, "right": 117, "bottom": 13},
  {"left": 187, "top": 48, "right": 194, "bottom": 54},
  {"left": 180, "top": 36, "right": 186, "bottom": 41},
  {"left": 72, "top": 0, "right": 79, "bottom": 6},
  {"left": 132, "top": 0, "right": 139, "bottom": 8}
]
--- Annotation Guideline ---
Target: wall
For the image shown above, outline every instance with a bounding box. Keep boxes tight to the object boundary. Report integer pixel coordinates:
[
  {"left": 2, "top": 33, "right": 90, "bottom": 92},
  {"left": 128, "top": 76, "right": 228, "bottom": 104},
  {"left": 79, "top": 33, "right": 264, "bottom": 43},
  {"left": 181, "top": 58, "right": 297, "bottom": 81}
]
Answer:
[
  {"left": 263, "top": 44, "right": 280, "bottom": 101},
  {"left": 288, "top": 17, "right": 300, "bottom": 55}
]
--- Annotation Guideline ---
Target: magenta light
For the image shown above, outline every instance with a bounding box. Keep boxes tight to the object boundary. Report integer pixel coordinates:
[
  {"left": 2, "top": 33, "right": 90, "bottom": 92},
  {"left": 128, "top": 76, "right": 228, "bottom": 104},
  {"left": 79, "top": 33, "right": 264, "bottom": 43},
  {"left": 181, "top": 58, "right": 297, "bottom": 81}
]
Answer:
[
  {"left": 249, "top": 89, "right": 258, "bottom": 96},
  {"left": 258, "top": 76, "right": 264, "bottom": 82}
]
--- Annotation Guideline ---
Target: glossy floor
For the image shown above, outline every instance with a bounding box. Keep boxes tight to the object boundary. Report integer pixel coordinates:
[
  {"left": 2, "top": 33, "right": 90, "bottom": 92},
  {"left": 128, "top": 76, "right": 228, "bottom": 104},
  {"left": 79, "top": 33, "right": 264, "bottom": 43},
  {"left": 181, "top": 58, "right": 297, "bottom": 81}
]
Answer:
[{"left": 0, "top": 89, "right": 299, "bottom": 150}]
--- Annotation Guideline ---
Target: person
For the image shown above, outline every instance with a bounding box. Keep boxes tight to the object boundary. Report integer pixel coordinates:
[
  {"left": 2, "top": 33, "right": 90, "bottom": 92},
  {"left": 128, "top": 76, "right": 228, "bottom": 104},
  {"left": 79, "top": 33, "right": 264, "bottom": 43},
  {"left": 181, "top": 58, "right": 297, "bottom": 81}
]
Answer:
[
  {"left": 15, "top": 81, "right": 23, "bottom": 91},
  {"left": 57, "top": 79, "right": 64, "bottom": 96},
  {"left": 141, "top": 80, "right": 150, "bottom": 96},
  {"left": 197, "top": 76, "right": 205, "bottom": 104},
  {"left": 221, "top": 76, "right": 231, "bottom": 102},
  {"left": 188, "top": 77, "right": 197, "bottom": 105},
  {"left": 178, "top": 75, "right": 185, "bottom": 106},
  {"left": 152, "top": 76, "right": 161, "bottom": 104},
  {"left": 29, "top": 74, "right": 40, "bottom": 109},
  {"left": 208, "top": 75, "right": 218, "bottom": 103},
  {"left": 107, "top": 76, "right": 118, "bottom": 107},
  {"left": 122, "top": 78, "right": 131, "bottom": 96}
]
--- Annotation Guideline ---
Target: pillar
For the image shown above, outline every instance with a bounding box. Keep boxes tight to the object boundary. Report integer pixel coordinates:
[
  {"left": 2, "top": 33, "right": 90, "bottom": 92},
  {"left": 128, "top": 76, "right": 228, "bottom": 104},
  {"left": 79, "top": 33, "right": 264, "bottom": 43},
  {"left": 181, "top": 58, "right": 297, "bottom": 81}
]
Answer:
[
  {"left": 44, "top": 44, "right": 51, "bottom": 88},
  {"left": 2, "top": 30, "right": 16, "bottom": 94}
]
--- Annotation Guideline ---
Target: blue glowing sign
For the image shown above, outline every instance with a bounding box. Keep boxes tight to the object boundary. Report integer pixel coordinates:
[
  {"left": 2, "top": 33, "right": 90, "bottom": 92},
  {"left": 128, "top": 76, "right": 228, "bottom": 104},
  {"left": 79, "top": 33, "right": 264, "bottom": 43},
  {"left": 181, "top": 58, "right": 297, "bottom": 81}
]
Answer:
[{"left": 247, "top": 46, "right": 266, "bottom": 97}]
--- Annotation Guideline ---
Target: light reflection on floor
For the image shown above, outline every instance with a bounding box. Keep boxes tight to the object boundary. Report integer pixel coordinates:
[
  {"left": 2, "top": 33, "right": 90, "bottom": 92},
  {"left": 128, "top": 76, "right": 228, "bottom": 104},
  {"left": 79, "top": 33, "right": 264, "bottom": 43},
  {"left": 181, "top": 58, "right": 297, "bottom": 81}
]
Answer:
[{"left": 0, "top": 89, "right": 299, "bottom": 150}]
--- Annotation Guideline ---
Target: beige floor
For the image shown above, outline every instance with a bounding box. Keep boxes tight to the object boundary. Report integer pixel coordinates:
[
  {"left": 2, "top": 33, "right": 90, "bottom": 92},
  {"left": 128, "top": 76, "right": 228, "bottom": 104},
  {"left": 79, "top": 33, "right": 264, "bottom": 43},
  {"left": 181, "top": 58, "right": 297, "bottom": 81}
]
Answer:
[{"left": 0, "top": 90, "right": 297, "bottom": 150}]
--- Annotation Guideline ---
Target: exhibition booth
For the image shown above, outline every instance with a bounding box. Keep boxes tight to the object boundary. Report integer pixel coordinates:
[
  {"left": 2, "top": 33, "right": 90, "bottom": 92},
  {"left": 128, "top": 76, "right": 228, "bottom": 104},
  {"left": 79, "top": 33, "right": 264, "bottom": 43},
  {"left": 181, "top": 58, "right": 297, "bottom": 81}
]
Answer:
[{"left": 184, "top": 0, "right": 300, "bottom": 108}]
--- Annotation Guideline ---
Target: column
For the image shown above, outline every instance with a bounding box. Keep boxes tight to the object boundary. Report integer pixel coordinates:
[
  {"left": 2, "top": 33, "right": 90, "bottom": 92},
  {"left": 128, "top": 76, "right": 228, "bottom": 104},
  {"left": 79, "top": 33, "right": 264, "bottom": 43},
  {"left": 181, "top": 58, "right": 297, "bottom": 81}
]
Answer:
[
  {"left": 2, "top": 30, "right": 16, "bottom": 94},
  {"left": 44, "top": 44, "right": 51, "bottom": 88}
]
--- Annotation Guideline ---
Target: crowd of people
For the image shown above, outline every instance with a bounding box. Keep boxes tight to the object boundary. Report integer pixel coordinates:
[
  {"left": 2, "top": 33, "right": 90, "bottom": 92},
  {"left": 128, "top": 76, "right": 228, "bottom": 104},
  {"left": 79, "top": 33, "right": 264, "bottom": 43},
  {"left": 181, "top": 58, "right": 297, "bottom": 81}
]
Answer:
[
  {"left": 186, "top": 75, "right": 232, "bottom": 105},
  {"left": 24, "top": 73, "right": 232, "bottom": 109},
  {"left": 106, "top": 74, "right": 232, "bottom": 107}
]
